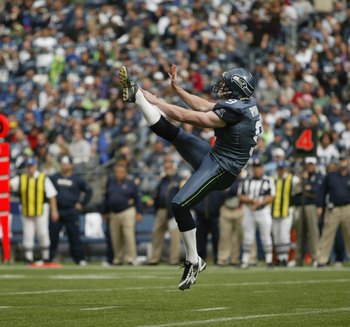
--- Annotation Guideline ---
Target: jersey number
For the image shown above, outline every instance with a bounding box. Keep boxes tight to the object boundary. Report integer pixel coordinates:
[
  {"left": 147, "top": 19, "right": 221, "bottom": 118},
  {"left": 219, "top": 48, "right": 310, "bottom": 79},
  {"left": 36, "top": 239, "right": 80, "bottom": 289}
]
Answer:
[
  {"left": 250, "top": 120, "right": 262, "bottom": 155},
  {"left": 295, "top": 129, "right": 314, "bottom": 151}
]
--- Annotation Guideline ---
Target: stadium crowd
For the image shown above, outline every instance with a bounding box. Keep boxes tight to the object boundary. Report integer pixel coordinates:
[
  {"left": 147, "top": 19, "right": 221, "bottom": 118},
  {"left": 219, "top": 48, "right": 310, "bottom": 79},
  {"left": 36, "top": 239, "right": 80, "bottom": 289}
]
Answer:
[{"left": 0, "top": 0, "right": 350, "bottom": 266}]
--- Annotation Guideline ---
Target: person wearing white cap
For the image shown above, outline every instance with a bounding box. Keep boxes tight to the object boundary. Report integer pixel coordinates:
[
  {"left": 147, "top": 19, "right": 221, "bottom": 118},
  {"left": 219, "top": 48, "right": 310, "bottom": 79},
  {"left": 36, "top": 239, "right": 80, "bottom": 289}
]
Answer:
[
  {"left": 294, "top": 157, "right": 324, "bottom": 266},
  {"left": 10, "top": 157, "right": 58, "bottom": 264}
]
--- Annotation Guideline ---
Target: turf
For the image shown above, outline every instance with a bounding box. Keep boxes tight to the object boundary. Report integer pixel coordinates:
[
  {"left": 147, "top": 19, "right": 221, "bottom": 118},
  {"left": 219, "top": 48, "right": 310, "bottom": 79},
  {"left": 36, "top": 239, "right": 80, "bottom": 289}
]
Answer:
[{"left": 0, "top": 264, "right": 349, "bottom": 327}]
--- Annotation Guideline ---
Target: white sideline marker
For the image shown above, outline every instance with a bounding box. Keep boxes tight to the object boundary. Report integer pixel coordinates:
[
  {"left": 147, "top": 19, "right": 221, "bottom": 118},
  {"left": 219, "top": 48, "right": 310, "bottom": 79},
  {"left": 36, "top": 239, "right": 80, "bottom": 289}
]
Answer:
[
  {"left": 138, "top": 307, "right": 350, "bottom": 327},
  {"left": 80, "top": 306, "right": 119, "bottom": 311},
  {"left": 193, "top": 307, "right": 227, "bottom": 312}
]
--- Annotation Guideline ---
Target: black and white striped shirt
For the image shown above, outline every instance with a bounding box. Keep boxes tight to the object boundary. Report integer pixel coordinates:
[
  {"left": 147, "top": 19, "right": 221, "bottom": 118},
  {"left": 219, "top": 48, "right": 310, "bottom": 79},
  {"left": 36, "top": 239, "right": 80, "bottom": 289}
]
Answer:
[{"left": 240, "top": 176, "right": 275, "bottom": 209}]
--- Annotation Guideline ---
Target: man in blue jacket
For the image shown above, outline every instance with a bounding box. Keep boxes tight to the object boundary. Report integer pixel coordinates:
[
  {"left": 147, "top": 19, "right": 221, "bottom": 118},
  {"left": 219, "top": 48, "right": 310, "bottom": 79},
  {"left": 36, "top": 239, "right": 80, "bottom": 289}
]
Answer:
[
  {"left": 317, "top": 156, "right": 350, "bottom": 267},
  {"left": 146, "top": 159, "right": 182, "bottom": 265},
  {"left": 49, "top": 156, "right": 93, "bottom": 265},
  {"left": 103, "top": 162, "right": 143, "bottom": 265},
  {"left": 294, "top": 157, "right": 324, "bottom": 266}
]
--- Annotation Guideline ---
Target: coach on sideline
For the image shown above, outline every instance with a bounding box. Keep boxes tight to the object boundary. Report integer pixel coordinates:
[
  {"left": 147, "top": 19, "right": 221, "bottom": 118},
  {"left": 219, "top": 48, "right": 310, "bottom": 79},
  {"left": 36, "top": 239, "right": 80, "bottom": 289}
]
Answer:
[
  {"left": 316, "top": 156, "right": 350, "bottom": 267},
  {"left": 49, "top": 156, "right": 93, "bottom": 265},
  {"left": 102, "top": 162, "right": 143, "bottom": 265}
]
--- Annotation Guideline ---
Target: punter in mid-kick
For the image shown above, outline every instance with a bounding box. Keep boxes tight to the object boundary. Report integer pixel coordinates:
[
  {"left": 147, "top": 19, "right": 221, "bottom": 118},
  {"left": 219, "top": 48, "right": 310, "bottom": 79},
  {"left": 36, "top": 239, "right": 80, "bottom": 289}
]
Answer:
[{"left": 119, "top": 64, "right": 261, "bottom": 290}]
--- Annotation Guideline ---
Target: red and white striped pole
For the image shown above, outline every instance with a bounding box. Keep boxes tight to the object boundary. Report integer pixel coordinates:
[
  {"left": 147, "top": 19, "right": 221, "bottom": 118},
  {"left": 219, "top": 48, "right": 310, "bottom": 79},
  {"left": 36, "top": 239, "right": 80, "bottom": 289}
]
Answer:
[{"left": 0, "top": 114, "right": 10, "bottom": 263}]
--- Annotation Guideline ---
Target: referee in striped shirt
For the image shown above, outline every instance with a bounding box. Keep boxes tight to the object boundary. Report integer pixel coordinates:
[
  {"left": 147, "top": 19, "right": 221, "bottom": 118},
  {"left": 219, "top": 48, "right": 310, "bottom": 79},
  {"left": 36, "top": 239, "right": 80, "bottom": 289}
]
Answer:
[{"left": 240, "top": 159, "right": 275, "bottom": 268}]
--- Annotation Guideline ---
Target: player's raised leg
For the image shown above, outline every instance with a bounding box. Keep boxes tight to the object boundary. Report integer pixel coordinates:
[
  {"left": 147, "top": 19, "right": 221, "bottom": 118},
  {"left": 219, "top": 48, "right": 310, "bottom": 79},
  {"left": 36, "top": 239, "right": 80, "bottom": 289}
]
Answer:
[{"left": 119, "top": 66, "right": 211, "bottom": 169}]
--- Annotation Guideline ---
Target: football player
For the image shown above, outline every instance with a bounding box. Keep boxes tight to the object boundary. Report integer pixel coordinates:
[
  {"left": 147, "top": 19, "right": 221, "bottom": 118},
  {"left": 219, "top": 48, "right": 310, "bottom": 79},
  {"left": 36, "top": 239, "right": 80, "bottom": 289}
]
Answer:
[{"left": 120, "top": 64, "right": 261, "bottom": 290}]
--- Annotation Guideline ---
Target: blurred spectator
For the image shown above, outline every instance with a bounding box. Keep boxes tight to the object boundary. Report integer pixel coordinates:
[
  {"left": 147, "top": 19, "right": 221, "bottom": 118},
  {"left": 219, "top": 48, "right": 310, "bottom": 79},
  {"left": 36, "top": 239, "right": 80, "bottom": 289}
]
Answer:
[
  {"left": 217, "top": 178, "right": 243, "bottom": 267},
  {"left": 10, "top": 157, "right": 58, "bottom": 263},
  {"left": 49, "top": 156, "right": 92, "bottom": 265},
  {"left": 69, "top": 126, "right": 91, "bottom": 166},
  {"left": 317, "top": 131, "right": 340, "bottom": 173},
  {"left": 145, "top": 159, "right": 181, "bottom": 265},
  {"left": 193, "top": 190, "right": 225, "bottom": 264},
  {"left": 102, "top": 162, "right": 142, "bottom": 265},
  {"left": 294, "top": 157, "right": 324, "bottom": 266},
  {"left": 88, "top": 122, "right": 109, "bottom": 164},
  {"left": 316, "top": 156, "right": 350, "bottom": 267}
]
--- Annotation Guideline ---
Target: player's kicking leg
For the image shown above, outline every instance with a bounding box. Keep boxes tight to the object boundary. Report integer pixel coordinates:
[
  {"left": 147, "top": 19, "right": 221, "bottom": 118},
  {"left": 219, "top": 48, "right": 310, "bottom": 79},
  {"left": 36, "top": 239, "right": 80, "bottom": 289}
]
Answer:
[{"left": 120, "top": 66, "right": 210, "bottom": 289}]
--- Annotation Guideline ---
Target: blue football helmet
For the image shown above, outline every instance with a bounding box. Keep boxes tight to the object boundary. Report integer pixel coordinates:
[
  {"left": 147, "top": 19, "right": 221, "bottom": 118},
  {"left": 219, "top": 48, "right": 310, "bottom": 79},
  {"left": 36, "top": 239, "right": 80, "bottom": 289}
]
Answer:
[{"left": 212, "top": 67, "right": 256, "bottom": 99}]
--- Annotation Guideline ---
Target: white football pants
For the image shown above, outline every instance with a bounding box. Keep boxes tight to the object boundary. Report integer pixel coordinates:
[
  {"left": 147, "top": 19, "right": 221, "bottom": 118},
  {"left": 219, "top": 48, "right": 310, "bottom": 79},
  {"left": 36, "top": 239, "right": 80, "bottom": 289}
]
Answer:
[
  {"left": 272, "top": 208, "right": 293, "bottom": 262},
  {"left": 21, "top": 203, "right": 50, "bottom": 262},
  {"left": 242, "top": 206, "right": 273, "bottom": 264}
]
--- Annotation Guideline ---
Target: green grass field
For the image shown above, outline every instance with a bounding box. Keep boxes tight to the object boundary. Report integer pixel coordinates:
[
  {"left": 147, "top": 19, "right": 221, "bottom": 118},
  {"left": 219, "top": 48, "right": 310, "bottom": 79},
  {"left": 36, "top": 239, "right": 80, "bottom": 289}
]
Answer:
[{"left": 0, "top": 264, "right": 349, "bottom": 327}]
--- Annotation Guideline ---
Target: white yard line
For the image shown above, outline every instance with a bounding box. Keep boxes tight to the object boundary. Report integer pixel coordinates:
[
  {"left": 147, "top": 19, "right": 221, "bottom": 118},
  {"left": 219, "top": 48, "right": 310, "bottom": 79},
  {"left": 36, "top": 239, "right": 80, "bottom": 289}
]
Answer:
[
  {"left": 193, "top": 307, "right": 227, "bottom": 312},
  {"left": 0, "top": 275, "right": 26, "bottom": 279},
  {"left": 80, "top": 306, "right": 119, "bottom": 311},
  {"left": 0, "top": 306, "right": 11, "bottom": 309},
  {"left": 217, "top": 278, "right": 350, "bottom": 287},
  {"left": 138, "top": 307, "right": 350, "bottom": 327},
  {"left": 49, "top": 274, "right": 172, "bottom": 280},
  {"left": 1, "top": 278, "right": 349, "bottom": 296}
]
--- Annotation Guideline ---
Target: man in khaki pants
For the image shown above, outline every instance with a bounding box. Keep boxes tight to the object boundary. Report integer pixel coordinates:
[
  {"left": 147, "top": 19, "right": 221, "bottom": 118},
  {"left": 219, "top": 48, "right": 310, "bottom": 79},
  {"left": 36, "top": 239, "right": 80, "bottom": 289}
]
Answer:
[
  {"left": 146, "top": 160, "right": 181, "bottom": 265},
  {"left": 103, "top": 163, "right": 143, "bottom": 265},
  {"left": 294, "top": 157, "right": 324, "bottom": 266},
  {"left": 217, "top": 179, "right": 243, "bottom": 266},
  {"left": 218, "top": 173, "right": 260, "bottom": 266},
  {"left": 317, "top": 157, "right": 350, "bottom": 267}
]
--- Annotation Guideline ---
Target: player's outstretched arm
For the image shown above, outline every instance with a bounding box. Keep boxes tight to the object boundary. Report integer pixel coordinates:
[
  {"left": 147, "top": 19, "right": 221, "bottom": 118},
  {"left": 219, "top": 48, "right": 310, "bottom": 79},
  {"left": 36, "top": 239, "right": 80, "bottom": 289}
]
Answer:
[
  {"left": 142, "top": 89, "right": 226, "bottom": 129},
  {"left": 169, "top": 64, "right": 216, "bottom": 112}
]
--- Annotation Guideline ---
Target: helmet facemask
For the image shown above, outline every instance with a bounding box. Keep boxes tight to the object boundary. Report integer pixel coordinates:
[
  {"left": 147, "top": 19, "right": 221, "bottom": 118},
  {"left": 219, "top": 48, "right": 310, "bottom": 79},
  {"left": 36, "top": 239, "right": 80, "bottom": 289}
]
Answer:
[{"left": 211, "top": 75, "right": 233, "bottom": 99}]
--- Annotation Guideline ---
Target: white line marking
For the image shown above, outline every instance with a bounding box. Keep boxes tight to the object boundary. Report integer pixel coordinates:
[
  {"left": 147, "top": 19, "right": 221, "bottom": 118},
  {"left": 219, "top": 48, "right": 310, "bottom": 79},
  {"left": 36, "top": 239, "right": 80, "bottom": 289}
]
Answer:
[
  {"left": 49, "top": 274, "right": 172, "bottom": 280},
  {"left": 50, "top": 274, "right": 118, "bottom": 280},
  {"left": 0, "top": 306, "right": 11, "bottom": 309},
  {"left": 218, "top": 278, "right": 350, "bottom": 287},
  {"left": 138, "top": 307, "right": 350, "bottom": 327},
  {"left": 80, "top": 306, "right": 119, "bottom": 311},
  {"left": 1, "top": 278, "right": 349, "bottom": 296},
  {"left": 0, "top": 275, "right": 26, "bottom": 279},
  {"left": 193, "top": 307, "right": 227, "bottom": 312}
]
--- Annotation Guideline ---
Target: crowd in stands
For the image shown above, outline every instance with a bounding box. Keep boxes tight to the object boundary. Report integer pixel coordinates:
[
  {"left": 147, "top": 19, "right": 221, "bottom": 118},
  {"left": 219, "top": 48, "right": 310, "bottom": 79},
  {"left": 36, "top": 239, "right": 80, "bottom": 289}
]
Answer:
[{"left": 0, "top": 0, "right": 350, "bottom": 265}]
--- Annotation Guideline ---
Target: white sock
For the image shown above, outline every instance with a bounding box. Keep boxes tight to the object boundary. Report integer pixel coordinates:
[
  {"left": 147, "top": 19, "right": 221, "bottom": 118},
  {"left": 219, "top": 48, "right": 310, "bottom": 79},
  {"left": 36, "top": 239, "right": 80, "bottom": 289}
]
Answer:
[
  {"left": 42, "top": 249, "right": 50, "bottom": 261},
  {"left": 279, "top": 254, "right": 288, "bottom": 262},
  {"left": 135, "top": 89, "right": 161, "bottom": 126},
  {"left": 25, "top": 250, "right": 33, "bottom": 262},
  {"left": 181, "top": 229, "right": 198, "bottom": 264},
  {"left": 265, "top": 252, "right": 272, "bottom": 264},
  {"left": 242, "top": 252, "right": 250, "bottom": 265}
]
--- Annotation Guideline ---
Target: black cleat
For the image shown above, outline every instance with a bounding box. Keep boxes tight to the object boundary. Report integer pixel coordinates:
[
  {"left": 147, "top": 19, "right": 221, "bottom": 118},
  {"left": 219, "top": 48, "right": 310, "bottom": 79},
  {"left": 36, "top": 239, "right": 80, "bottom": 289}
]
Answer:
[
  {"left": 119, "top": 66, "right": 139, "bottom": 103},
  {"left": 178, "top": 257, "right": 206, "bottom": 291}
]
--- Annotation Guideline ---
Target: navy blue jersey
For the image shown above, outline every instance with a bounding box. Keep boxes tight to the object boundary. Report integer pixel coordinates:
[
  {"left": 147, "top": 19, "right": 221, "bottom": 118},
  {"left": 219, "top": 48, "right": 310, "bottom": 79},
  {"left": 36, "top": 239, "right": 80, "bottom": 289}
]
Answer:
[
  {"left": 50, "top": 173, "right": 93, "bottom": 209},
  {"left": 211, "top": 97, "right": 262, "bottom": 176}
]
